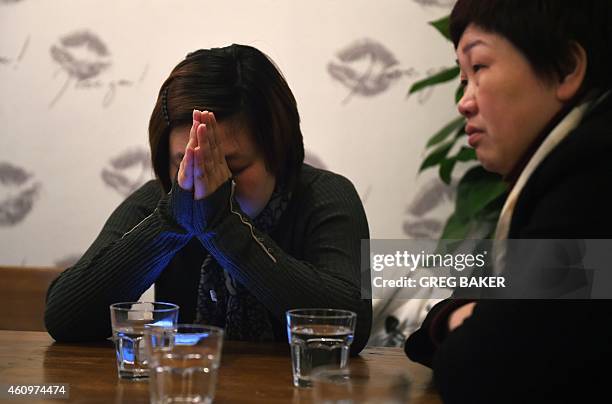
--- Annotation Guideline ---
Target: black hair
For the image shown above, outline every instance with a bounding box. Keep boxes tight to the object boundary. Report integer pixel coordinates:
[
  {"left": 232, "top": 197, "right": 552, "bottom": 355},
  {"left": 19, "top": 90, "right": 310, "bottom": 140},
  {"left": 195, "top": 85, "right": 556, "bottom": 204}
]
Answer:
[
  {"left": 450, "top": 0, "right": 612, "bottom": 92},
  {"left": 149, "top": 44, "right": 304, "bottom": 192}
]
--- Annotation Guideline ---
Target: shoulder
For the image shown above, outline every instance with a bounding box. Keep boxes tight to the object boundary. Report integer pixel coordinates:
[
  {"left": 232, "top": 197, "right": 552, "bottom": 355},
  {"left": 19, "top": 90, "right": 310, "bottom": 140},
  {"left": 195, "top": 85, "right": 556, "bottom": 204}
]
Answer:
[
  {"left": 109, "top": 179, "right": 164, "bottom": 219},
  {"left": 535, "top": 93, "right": 612, "bottom": 181},
  {"left": 297, "top": 164, "right": 360, "bottom": 199},
  {"left": 511, "top": 100, "right": 612, "bottom": 237},
  {"left": 291, "top": 164, "right": 368, "bottom": 232}
]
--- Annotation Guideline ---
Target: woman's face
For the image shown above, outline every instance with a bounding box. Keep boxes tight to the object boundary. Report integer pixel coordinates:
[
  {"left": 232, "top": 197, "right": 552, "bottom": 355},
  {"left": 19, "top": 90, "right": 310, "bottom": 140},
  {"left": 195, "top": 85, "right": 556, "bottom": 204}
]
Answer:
[
  {"left": 456, "top": 24, "right": 565, "bottom": 175},
  {"left": 169, "top": 122, "right": 276, "bottom": 217}
]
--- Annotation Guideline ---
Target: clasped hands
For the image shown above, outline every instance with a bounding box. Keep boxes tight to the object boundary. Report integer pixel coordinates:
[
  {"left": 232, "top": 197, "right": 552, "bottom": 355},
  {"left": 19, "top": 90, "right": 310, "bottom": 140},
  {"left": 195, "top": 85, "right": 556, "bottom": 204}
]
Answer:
[{"left": 178, "top": 109, "right": 232, "bottom": 200}]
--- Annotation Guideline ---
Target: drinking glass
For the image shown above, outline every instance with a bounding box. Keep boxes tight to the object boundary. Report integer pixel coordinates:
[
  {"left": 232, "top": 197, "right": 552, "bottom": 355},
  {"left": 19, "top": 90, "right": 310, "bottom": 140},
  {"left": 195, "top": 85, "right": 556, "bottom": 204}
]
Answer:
[
  {"left": 286, "top": 308, "right": 357, "bottom": 387},
  {"left": 109, "top": 301, "right": 179, "bottom": 380},
  {"left": 145, "top": 324, "right": 224, "bottom": 404}
]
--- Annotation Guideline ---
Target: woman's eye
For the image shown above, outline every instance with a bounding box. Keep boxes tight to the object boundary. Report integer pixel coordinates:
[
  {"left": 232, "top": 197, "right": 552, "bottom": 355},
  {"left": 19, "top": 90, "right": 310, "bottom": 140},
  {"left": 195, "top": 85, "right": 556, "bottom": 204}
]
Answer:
[
  {"left": 473, "top": 64, "right": 484, "bottom": 73},
  {"left": 231, "top": 167, "right": 246, "bottom": 176},
  {"left": 460, "top": 78, "right": 468, "bottom": 88}
]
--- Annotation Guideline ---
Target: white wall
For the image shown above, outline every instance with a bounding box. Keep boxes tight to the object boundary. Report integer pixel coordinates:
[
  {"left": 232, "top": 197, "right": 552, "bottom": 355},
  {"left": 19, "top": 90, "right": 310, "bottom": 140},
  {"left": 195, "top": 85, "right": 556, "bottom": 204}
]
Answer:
[{"left": 0, "top": 0, "right": 459, "bottom": 269}]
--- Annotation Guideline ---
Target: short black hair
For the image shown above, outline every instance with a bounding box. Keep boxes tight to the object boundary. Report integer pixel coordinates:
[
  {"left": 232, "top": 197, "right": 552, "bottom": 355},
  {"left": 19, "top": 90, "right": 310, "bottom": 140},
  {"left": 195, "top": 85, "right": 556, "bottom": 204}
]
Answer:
[
  {"left": 149, "top": 44, "right": 304, "bottom": 192},
  {"left": 450, "top": 0, "right": 612, "bottom": 93}
]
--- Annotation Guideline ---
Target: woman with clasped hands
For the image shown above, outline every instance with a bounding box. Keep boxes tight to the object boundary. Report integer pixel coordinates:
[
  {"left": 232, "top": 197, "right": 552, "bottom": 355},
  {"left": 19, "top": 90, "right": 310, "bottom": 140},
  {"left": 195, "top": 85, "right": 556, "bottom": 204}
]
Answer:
[{"left": 45, "top": 45, "right": 371, "bottom": 352}]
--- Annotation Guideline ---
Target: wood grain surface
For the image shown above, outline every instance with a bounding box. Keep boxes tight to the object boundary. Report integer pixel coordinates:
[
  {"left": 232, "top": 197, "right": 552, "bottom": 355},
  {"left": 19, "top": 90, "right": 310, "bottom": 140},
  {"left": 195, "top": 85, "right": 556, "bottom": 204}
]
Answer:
[{"left": 0, "top": 330, "right": 442, "bottom": 403}]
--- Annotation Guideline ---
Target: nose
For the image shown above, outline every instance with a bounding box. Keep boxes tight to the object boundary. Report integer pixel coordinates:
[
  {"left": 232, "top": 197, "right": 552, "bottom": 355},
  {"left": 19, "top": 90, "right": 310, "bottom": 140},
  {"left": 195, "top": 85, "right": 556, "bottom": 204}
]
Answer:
[{"left": 457, "top": 85, "right": 477, "bottom": 118}]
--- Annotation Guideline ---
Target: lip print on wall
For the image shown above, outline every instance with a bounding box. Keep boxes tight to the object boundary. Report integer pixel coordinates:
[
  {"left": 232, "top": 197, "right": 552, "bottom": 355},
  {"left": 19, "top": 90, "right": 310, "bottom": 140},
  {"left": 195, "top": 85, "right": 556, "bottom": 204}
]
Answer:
[
  {"left": 0, "top": 36, "right": 29, "bottom": 68},
  {"left": 49, "top": 29, "right": 112, "bottom": 107},
  {"left": 403, "top": 178, "right": 454, "bottom": 238},
  {"left": 0, "top": 162, "right": 42, "bottom": 226},
  {"left": 101, "top": 147, "right": 151, "bottom": 197},
  {"left": 412, "top": 0, "right": 455, "bottom": 7},
  {"left": 328, "top": 38, "right": 411, "bottom": 104}
]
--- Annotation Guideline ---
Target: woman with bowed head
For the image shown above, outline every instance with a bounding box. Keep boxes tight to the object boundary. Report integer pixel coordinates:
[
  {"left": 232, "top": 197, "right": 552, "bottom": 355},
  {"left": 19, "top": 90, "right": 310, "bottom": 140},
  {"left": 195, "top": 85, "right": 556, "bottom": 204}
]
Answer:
[
  {"left": 405, "top": 1, "right": 612, "bottom": 402},
  {"left": 45, "top": 44, "right": 371, "bottom": 353}
]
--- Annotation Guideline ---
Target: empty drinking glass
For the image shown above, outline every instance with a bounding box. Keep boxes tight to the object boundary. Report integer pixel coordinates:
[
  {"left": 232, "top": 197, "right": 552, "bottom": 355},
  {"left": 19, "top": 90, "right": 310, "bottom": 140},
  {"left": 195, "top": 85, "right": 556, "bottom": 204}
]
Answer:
[
  {"left": 145, "top": 324, "right": 224, "bottom": 404},
  {"left": 110, "top": 302, "right": 179, "bottom": 380}
]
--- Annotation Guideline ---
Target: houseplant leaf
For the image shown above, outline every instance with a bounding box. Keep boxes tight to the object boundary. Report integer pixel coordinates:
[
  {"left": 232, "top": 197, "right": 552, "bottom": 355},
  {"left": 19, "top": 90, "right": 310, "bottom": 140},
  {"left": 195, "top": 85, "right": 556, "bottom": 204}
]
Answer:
[
  {"left": 430, "top": 15, "right": 451, "bottom": 40},
  {"left": 455, "top": 166, "right": 507, "bottom": 220},
  {"left": 409, "top": 66, "right": 460, "bottom": 95},
  {"left": 419, "top": 141, "right": 454, "bottom": 172},
  {"left": 426, "top": 115, "right": 465, "bottom": 148}
]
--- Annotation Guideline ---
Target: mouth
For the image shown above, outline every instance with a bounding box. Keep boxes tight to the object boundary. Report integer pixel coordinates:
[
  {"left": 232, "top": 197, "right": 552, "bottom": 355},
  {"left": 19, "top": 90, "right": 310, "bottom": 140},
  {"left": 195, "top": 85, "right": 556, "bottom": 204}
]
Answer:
[{"left": 465, "top": 125, "right": 484, "bottom": 147}]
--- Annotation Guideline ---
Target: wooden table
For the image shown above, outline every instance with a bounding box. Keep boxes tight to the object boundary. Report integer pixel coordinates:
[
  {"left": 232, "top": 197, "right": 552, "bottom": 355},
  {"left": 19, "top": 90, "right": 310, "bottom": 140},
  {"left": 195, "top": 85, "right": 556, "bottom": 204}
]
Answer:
[{"left": 0, "top": 330, "right": 442, "bottom": 403}]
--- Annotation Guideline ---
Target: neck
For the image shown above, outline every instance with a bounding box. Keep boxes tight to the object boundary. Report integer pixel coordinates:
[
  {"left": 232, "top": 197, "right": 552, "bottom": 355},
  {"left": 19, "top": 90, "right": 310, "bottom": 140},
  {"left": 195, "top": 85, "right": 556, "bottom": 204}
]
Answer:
[
  {"left": 235, "top": 174, "right": 276, "bottom": 218},
  {"left": 503, "top": 97, "right": 582, "bottom": 187}
]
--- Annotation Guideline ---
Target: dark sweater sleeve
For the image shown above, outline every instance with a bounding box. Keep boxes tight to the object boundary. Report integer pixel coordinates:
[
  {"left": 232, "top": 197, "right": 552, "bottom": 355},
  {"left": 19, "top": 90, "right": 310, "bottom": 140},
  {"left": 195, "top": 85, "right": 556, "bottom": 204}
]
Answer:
[
  {"left": 404, "top": 298, "right": 474, "bottom": 367},
  {"left": 45, "top": 181, "right": 193, "bottom": 342},
  {"left": 194, "top": 172, "right": 372, "bottom": 354}
]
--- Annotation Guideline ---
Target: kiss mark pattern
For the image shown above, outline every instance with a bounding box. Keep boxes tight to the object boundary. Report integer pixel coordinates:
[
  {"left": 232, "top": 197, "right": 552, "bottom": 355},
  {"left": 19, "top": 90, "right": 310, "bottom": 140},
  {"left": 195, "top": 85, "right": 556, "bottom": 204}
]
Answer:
[
  {"left": 328, "top": 38, "right": 409, "bottom": 104},
  {"left": 403, "top": 179, "right": 454, "bottom": 238},
  {"left": 50, "top": 30, "right": 111, "bottom": 81},
  {"left": 49, "top": 30, "right": 112, "bottom": 107},
  {"left": 412, "top": 0, "right": 455, "bottom": 7},
  {"left": 0, "top": 162, "right": 41, "bottom": 226},
  {"left": 100, "top": 147, "right": 151, "bottom": 197}
]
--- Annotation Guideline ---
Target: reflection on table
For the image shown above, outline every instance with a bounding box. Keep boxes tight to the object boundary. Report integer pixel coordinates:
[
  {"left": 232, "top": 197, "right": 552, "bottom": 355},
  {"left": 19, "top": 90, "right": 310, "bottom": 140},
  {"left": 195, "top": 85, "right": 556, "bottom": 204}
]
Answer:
[{"left": 0, "top": 330, "right": 441, "bottom": 403}]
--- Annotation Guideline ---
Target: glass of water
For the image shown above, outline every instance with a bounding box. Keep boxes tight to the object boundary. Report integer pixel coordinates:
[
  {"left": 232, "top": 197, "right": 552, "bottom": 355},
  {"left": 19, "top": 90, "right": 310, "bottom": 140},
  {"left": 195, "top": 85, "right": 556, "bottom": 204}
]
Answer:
[
  {"left": 109, "top": 302, "right": 179, "bottom": 380},
  {"left": 145, "top": 324, "right": 224, "bottom": 404},
  {"left": 286, "top": 309, "right": 357, "bottom": 387}
]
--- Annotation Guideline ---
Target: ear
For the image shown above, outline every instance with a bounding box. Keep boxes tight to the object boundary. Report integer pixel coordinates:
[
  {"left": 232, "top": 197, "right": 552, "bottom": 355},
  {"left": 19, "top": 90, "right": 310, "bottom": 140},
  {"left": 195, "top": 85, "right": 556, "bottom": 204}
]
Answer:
[{"left": 556, "top": 42, "right": 587, "bottom": 102}]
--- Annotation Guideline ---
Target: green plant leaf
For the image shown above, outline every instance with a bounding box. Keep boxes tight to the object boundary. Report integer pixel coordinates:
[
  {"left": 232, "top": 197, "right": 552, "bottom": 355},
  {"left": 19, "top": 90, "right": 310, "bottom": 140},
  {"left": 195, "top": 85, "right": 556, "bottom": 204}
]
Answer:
[
  {"left": 455, "top": 84, "right": 464, "bottom": 103},
  {"left": 409, "top": 66, "right": 460, "bottom": 95},
  {"left": 419, "top": 141, "right": 454, "bottom": 172},
  {"left": 454, "top": 124, "right": 467, "bottom": 139},
  {"left": 455, "top": 166, "right": 507, "bottom": 219},
  {"left": 426, "top": 115, "right": 465, "bottom": 148},
  {"left": 439, "top": 212, "right": 473, "bottom": 240},
  {"left": 455, "top": 146, "right": 477, "bottom": 162},
  {"left": 439, "top": 158, "right": 456, "bottom": 185},
  {"left": 430, "top": 15, "right": 451, "bottom": 40}
]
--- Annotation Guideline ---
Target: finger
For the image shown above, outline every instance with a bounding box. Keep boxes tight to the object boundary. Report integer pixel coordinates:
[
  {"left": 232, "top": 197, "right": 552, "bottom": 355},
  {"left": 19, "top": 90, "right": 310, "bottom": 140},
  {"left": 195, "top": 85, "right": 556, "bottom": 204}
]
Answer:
[
  {"left": 208, "top": 115, "right": 224, "bottom": 166},
  {"left": 198, "top": 125, "right": 217, "bottom": 177},
  {"left": 208, "top": 112, "right": 231, "bottom": 179},
  {"left": 191, "top": 110, "right": 202, "bottom": 149},
  {"left": 187, "top": 118, "right": 198, "bottom": 151},
  {"left": 197, "top": 123, "right": 216, "bottom": 177},
  {"left": 178, "top": 147, "right": 194, "bottom": 190},
  {"left": 193, "top": 109, "right": 202, "bottom": 124},
  {"left": 193, "top": 145, "right": 207, "bottom": 200}
]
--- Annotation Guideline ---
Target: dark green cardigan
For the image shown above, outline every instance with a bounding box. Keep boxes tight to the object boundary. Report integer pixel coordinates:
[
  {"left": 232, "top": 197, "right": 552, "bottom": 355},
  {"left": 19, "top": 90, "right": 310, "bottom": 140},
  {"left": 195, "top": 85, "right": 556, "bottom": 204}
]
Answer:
[{"left": 45, "top": 164, "right": 372, "bottom": 354}]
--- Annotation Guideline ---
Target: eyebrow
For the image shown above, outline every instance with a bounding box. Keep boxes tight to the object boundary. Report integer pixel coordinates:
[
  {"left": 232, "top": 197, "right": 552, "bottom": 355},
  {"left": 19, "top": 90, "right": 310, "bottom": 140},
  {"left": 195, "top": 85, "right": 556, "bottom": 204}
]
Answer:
[{"left": 461, "top": 39, "right": 487, "bottom": 55}]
